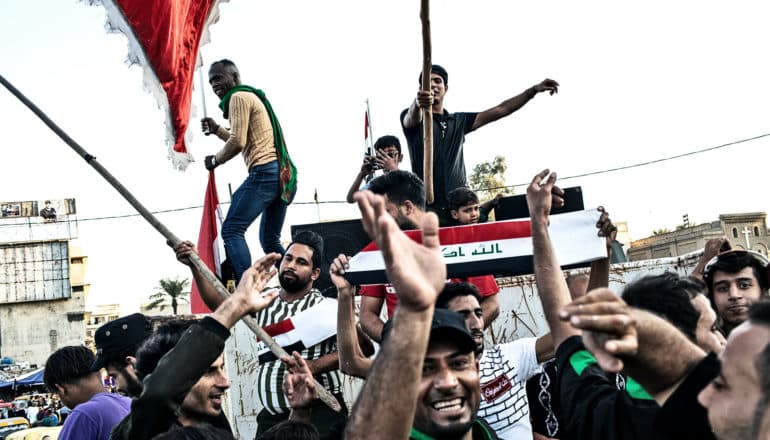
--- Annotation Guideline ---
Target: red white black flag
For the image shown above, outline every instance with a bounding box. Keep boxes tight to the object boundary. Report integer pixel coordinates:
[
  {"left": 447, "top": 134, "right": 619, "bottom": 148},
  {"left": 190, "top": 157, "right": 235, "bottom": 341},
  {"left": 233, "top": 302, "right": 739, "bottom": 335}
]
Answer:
[{"left": 345, "top": 209, "right": 607, "bottom": 285}]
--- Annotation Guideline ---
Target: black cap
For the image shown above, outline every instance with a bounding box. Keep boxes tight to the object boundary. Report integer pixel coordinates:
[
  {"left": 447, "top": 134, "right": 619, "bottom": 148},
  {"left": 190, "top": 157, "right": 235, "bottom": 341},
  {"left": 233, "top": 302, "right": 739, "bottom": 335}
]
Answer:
[
  {"left": 90, "top": 313, "right": 152, "bottom": 372},
  {"left": 381, "top": 308, "right": 475, "bottom": 354},
  {"left": 418, "top": 64, "right": 449, "bottom": 86}
]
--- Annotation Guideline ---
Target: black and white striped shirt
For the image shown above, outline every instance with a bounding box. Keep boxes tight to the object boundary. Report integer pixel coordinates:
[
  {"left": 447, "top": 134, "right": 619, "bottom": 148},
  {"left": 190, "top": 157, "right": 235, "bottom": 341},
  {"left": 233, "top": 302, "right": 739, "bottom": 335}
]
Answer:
[{"left": 255, "top": 289, "right": 341, "bottom": 415}]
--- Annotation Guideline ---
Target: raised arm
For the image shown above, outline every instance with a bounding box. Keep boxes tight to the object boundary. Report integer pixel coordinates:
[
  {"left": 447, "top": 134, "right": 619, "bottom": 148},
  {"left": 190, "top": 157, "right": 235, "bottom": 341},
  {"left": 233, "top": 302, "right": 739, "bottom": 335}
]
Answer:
[
  {"left": 561, "top": 289, "right": 707, "bottom": 404},
  {"left": 346, "top": 158, "right": 375, "bottom": 204},
  {"left": 527, "top": 169, "right": 578, "bottom": 349},
  {"left": 330, "top": 254, "right": 373, "bottom": 378},
  {"left": 359, "top": 295, "right": 385, "bottom": 343},
  {"left": 173, "top": 241, "right": 225, "bottom": 311},
  {"left": 345, "top": 191, "right": 446, "bottom": 440},
  {"left": 587, "top": 206, "right": 617, "bottom": 291},
  {"left": 127, "top": 255, "right": 279, "bottom": 440},
  {"left": 472, "top": 79, "right": 559, "bottom": 131},
  {"left": 690, "top": 237, "right": 730, "bottom": 282}
]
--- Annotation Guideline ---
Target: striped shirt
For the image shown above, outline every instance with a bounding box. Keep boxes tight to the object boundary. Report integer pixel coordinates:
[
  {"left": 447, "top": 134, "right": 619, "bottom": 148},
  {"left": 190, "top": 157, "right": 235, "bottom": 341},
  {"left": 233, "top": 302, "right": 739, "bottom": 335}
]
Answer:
[
  {"left": 255, "top": 289, "right": 341, "bottom": 415},
  {"left": 214, "top": 91, "right": 278, "bottom": 169}
]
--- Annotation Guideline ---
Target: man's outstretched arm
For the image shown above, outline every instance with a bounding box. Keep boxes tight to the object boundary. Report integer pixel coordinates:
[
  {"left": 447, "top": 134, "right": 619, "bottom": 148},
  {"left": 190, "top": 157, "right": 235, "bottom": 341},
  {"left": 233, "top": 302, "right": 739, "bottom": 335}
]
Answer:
[
  {"left": 472, "top": 79, "right": 559, "bottom": 131},
  {"left": 345, "top": 191, "right": 447, "bottom": 440},
  {"left": 527, "top": 169, "right": 579, "bottom": 349},
  {"left": 561, "top": 289, "right": 707, "bottom": 404}
]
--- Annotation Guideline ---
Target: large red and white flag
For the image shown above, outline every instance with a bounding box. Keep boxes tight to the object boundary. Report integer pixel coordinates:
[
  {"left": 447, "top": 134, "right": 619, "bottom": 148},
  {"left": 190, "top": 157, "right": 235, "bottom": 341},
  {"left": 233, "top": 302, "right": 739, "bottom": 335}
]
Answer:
[
  {"left": 191, "top": 171, "right": 226, "bottom": 314},
  {"left": 88, "top": 0, "right": 227, "bottom": 169},
  {"left": 345, "top": 210, "right": 607, "bottom": 285}
]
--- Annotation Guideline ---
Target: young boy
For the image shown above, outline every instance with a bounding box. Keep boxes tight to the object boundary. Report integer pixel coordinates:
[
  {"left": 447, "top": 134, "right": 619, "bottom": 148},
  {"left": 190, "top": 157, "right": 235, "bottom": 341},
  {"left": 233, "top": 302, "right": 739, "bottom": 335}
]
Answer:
[
  {"left": 346, "top": 135, "right": 403, "bottom": 203},
  {"left": 448, "top": 187, "right": 504, "bottom": 225}
]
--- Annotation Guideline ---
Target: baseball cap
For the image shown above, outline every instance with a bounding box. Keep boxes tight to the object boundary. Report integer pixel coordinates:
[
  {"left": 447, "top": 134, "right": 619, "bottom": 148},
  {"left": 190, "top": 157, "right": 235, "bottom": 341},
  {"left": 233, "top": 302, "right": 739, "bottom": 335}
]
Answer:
[
  {"left": 90, "top": 313, "right": 152, "bottom": 372},
  {"left": 381, "top": 308, "right": 475, "bottom": 354}
]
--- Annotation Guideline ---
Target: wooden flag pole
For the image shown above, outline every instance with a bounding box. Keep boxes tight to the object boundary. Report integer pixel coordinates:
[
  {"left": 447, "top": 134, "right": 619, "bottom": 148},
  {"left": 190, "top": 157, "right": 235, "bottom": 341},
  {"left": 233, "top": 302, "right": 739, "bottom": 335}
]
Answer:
[
  {"left": 420, "top": 0, "right": 434, "bottom": 204},
  {"left": 0, "top": 74, "right": 341, "bottom": 413}
]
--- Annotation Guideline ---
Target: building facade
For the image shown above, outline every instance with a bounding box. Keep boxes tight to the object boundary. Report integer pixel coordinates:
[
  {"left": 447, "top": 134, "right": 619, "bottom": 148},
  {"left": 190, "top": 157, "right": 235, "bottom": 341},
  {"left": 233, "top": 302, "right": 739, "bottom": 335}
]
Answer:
[
  {"left": 0, "top": 199, "right": 88, "bottom": 366},
  {"left": 628, "top": 212, "right": 768, "bottom": 261}
]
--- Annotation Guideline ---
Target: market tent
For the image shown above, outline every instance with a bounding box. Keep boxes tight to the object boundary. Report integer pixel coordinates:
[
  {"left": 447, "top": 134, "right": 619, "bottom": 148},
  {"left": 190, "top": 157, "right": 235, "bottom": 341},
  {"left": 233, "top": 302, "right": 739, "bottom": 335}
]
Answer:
[{"left": 0, "top": 368, "right": 44, "bottom": 388}]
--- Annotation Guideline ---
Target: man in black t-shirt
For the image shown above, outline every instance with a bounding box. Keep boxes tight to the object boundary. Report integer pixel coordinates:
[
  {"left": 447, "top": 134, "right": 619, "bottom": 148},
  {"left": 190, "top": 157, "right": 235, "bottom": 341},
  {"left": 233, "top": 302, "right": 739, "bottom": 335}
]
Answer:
[{"left": 401, "top": 64, "right": 558, "bottom": 224}]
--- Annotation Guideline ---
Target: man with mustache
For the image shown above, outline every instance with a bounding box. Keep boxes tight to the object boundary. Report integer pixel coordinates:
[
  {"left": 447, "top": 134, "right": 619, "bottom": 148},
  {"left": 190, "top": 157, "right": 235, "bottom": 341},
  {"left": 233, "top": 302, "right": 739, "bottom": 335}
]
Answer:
[
  {"left": 176, "top": 230, "right": 347, "bottom": 437},
  {"left": 437, "top": 282, "right": 553, "bottom": 440}
]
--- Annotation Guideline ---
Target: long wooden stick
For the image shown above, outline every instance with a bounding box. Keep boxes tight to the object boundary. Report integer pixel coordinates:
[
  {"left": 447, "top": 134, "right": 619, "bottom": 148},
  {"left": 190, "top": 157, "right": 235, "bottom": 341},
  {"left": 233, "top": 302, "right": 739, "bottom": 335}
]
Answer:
[
  {"left": 0, "top": 74, "right": 341, "bottom": 413},
  {"left": 420, "top": 0, "right": 434, "bottom": 204}
]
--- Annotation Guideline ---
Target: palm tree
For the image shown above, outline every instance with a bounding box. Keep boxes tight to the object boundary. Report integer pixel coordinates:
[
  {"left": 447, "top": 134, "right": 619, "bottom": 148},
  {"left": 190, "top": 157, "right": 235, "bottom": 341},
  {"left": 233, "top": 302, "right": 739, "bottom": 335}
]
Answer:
[{"left": 147, "top": 277, "right": 191, "bottom": 315}]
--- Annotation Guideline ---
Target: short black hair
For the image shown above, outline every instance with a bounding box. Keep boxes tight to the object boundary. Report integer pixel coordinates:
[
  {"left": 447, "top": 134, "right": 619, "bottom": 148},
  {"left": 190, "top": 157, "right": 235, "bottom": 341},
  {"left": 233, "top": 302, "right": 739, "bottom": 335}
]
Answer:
[
  {"left": 135, "top": 320, "right": 196, "bottom": 380},
  {"left": 43, "top": 346, "right": 96, "bottom": 392},
  {"left": 153, "top": 425, "right": 235, "bottom": 440},
  {"left": 621, "top": 272, "right": 704, "bottom": 343},
  {"left": 367, "top": 170, "right": 426, "bottom": 209},
  {"left": 418, "top": 64, "right": 449, "bottom": 86},
  {"left": 374, "top": 135, "right": 401, "bottom": 155},
  {"left": 287, "top": 230, "right": 324, "bottom": 270},
  {"left": 210, "top": 59, "right": 238, "bottom": 71},
  {"left": 258, "top": 420, "right": 320, "bottom": 440},
  {"left": 436, "top": 282, "right": 481, "bottom": 309},
  {"left": 447, "top": 187, "right": 479, "bottom": 211},
  {"left": 704, "top": 251, "right": 770, "bottom": 294}
]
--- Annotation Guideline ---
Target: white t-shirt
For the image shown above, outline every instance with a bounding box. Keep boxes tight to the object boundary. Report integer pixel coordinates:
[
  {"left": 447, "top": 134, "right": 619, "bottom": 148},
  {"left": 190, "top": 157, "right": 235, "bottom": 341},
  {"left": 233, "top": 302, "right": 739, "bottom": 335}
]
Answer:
[{"left": 477, "top": 337, "right": 540, "bottom": 440}]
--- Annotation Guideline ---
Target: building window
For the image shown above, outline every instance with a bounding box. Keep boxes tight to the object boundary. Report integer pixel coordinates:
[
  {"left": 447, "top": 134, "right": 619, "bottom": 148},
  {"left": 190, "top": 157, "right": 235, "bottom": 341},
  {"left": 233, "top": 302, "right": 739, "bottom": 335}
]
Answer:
[
  {"left": 71, "top": 257, "right": 84, "bottom": 264},
  {"left": 732, "top": 228, "right": 738, "bottom": 238},
  {"left": 755, "top": 226, "right": 760, "bottom": 236},
  {"left": 72, "top": 285, "right": 84, "bottom": 293}
]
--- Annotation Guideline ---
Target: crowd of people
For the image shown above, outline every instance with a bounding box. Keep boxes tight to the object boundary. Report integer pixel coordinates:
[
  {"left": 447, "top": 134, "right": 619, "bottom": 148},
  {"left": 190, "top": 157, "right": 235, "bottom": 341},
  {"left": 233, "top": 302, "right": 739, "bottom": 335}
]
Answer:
[
  {"left": 1, "top": 393, "right": 65, "bottom": 427},
  {"left": 40, "top": 59, "right": 770, "bottom": 440}
]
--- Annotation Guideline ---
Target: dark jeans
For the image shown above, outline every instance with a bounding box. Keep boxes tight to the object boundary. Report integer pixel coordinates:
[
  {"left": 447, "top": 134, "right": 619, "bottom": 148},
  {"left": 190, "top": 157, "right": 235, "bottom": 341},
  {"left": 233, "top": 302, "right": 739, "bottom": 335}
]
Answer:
[
  {"left": 221, "top": 160, "right": 287, "bottom": 282},
  {"left": 255, "top": 392, "right": 348, "bottom": 437}
]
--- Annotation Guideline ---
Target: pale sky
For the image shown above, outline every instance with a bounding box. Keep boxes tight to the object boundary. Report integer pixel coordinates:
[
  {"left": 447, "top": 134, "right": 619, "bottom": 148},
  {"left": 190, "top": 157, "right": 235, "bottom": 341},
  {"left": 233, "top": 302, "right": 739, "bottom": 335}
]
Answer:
[{"left": 2, "top": 1, "right": 769, "bottom": 312}]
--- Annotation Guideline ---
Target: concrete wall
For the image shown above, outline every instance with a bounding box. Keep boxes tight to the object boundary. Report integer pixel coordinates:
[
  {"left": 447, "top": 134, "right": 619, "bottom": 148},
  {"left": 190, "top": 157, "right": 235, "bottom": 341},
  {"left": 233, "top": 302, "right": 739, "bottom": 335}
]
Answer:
[{"left": 0, "top": 289, "right": 87, "bottom": 366}]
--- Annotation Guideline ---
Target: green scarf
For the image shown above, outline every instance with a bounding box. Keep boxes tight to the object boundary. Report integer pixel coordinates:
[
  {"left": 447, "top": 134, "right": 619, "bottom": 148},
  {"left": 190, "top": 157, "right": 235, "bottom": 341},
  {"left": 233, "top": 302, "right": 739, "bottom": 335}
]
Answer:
[{"left": 219, "top": 85, "right": 298, "bottom": 204}]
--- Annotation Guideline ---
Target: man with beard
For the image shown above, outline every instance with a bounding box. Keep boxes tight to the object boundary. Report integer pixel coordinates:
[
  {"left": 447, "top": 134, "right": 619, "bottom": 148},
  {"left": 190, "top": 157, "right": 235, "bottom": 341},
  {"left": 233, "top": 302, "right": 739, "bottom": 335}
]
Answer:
[
  {"left": 345, "top": 190, "right": 498, "bottom": 440},
  {"left": 437, "top": 282, "right": 553, "bottom": 439},
  {"left": 112, "top": 253, "right": 281, "bottom": 439},
  {"left": 359, "top": 170, "right": 500, "bottom": 343},
  {"left": 175, "top": 230, "right": 346, "bottom": 436},
  {"left": 90, "top": 313, "right": 152, "bottom": 398}
]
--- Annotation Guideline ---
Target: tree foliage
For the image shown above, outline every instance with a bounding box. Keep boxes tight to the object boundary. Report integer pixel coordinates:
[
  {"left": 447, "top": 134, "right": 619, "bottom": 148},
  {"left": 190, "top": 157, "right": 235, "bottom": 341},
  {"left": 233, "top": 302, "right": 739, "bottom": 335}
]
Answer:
[
  {"left": 469, "top": 155, "right": 514, "bottom": 201},
  {"left": 147, "top": 277, "right": 191, "bottom": 315}
]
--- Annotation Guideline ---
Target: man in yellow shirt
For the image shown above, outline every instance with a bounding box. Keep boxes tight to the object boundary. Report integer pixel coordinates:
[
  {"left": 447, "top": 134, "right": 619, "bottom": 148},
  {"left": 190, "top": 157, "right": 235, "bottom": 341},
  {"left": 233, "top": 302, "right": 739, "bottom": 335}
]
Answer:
[{"left": 201, "top": 59, "right": 297, "bottom": 281}]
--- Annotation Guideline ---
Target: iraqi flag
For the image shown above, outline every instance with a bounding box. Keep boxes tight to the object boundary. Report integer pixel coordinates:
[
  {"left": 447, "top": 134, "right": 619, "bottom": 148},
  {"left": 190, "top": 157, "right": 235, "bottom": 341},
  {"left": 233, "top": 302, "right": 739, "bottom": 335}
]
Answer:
[
  {"left": 345, "top": 209, "right": 607, "bottom": 285},
  {"left": 255, "top": 299, "right": 338, "bottom": 363},
  {"left": 191, "top": 171, "right": 226, "bottom": 314},
  {"left": 88, "top": 0, "right": 226, "bottom": 169}
]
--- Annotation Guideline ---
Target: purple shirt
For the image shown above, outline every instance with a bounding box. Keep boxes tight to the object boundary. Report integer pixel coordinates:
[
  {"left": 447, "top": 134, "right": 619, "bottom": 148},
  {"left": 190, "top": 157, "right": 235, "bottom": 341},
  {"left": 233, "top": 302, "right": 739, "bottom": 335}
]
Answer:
[{"left": 59, "top": 392, "right": 131, "bottom": 440}]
